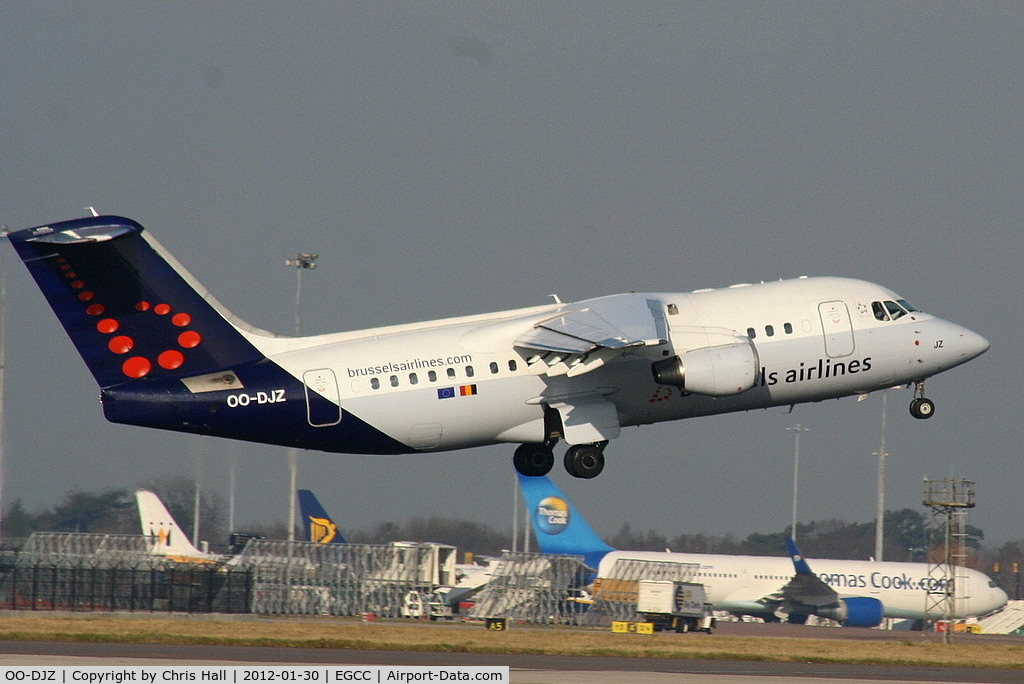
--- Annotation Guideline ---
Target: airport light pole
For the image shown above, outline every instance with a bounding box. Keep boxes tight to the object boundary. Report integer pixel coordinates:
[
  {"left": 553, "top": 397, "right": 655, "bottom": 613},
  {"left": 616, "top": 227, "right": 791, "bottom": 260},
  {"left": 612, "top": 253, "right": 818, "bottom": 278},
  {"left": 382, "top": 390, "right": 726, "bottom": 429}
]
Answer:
[
  {"left": 786, "top": 424, "right": 809, "bottom": 543},
  {"left": 285, "top": 252, "right": 318, "bottom": 541},
  {"left": 0, "top": 238, "right": 7, "bottom": 548},
  {"left": 874, "top": 391, "right": 888, "bottom": 561}
]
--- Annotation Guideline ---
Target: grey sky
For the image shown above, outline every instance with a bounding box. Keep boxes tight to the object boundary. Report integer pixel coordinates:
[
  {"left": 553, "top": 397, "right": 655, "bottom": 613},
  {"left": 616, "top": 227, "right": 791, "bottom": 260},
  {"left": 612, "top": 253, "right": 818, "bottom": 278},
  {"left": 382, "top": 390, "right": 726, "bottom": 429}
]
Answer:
[{"left": 2, "top": 3, "right": 1021, "bottom": 549}]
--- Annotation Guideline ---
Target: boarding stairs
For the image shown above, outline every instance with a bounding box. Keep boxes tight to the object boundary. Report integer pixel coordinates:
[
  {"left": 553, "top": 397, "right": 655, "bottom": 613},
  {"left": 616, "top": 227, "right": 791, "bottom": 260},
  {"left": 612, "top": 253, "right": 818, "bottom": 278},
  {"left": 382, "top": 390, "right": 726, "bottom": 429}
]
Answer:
[{"left": 975, "top": 599, "right": 1024, "bottom": 634}]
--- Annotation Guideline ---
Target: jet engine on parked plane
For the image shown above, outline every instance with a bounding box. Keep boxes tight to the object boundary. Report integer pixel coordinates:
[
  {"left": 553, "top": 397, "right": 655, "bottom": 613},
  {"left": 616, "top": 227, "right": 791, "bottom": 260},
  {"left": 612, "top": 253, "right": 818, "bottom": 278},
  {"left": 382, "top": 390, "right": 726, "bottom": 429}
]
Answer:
[
  {"left": 651, "top": 334, "right": 760, "bottom": 395},
  {"left": 813, "top": 596, "right": 885, "bottom": 628}
]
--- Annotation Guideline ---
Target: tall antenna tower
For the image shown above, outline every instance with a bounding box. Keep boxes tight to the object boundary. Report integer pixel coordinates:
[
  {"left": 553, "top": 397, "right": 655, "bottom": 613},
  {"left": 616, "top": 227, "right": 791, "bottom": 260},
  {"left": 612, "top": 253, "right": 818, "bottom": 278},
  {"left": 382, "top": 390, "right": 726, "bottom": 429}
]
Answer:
[{"left": 922, "top": 477, "right": 975, "bottom": 643}]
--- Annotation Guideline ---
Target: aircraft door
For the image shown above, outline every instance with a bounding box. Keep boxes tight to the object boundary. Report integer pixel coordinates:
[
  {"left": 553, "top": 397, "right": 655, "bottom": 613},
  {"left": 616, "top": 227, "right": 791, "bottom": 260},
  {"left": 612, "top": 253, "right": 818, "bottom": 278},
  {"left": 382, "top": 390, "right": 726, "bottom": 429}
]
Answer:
[
  {"left": 818, "top": 300, "right": 855, "bottom": 358},
  {"left": 303, "top": 368, "right": 342, "bottom": 427}
]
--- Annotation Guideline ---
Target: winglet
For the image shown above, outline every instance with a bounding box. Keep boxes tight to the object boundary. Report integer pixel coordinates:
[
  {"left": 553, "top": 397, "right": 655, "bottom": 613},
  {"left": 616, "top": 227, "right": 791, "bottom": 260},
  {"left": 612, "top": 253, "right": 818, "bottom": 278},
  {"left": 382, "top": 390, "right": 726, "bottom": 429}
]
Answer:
[{"left": 786, "top": 536, "right": 814, "bottom": 576}]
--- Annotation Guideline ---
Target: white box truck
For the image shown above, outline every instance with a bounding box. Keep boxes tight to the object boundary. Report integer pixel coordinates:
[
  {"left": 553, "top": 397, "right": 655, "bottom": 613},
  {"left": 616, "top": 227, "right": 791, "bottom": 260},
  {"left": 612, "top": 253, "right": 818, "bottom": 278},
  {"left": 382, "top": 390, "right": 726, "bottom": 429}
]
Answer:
[{"left": 636, "top": 579, "right": 714, "bottom": 633}]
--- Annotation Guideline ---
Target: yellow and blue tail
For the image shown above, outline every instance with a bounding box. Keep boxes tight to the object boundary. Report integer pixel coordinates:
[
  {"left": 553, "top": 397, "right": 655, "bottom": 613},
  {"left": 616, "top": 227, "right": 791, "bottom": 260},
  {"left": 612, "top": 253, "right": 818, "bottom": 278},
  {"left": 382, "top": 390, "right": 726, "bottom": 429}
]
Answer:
[{"left": 297, "top": 489, "right": 347, "bottom": 544}]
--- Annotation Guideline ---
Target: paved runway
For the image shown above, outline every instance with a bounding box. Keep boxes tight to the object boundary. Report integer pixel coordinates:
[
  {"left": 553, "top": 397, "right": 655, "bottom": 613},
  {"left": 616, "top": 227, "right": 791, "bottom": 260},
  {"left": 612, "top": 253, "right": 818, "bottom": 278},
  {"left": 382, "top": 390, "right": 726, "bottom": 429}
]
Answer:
[{"left": 0, "top": 639, "right": 1019, "bottom": 683}]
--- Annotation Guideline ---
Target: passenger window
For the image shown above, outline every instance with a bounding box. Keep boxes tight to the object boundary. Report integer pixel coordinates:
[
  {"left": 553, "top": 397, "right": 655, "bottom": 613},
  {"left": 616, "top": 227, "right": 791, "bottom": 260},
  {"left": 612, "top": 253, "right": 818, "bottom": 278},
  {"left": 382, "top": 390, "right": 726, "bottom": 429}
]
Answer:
[
  {"left": 465, "top": 366, "right": 475, "bottom": 378},
  {"left": 447, "top": 368, "right": 456, "bottom": 379},
  {"left": 428, "top": 370, "right": 437, "bottom": 382},
  {"left": 409, "top": 373, "right": 418, "bottom": 385},
  {"left": 370, "top": 377, "right": 380, "bottom": 390},
  {"left": 872, "top": 301, "right": 890, "bottom": 321},
  {"left": 489, "top": 362, "right": 499, "bottom": 374},
  {"left": 784, "top": 322, "right": 793, "bottom": 334},
  {"left": 747, "top": 327, "right": 756, "bottom": 339},
  {"left": 389, "top": 375, "right": 399, "bottom": 387},
  {"left": 765, "top": 325, "right": 774, "bottom": 337},
  {"left": 508, "top": 359, "right": 518, "bottom": 372}
]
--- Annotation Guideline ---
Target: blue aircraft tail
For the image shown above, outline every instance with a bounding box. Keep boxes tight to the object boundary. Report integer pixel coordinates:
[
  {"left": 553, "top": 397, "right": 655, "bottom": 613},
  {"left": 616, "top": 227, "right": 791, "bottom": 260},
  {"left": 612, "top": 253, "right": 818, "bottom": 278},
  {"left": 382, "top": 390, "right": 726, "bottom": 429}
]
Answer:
[
  {"left": 6, "top": 215, "right": 266, "bottom": 390},
  {"left": 297, "top": 489, "right": 347, "bottom": 544},
  {"left": 785, "top": 536, "right": 814, "bottom": 576},
  {"left": 517, "top": 473, "right": 613, "bottom": 569}
]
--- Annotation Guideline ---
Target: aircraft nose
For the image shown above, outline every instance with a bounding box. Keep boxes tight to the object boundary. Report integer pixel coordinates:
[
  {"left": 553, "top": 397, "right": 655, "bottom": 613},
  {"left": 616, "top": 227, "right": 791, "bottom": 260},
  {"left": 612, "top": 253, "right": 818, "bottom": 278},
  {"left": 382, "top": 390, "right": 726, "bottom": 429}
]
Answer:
[
  {"left": 956, "top": 326, "right": 990, "bottom": 362},
  {"left": 990, "top": 585, "right": 1009, "bottom": 613}
]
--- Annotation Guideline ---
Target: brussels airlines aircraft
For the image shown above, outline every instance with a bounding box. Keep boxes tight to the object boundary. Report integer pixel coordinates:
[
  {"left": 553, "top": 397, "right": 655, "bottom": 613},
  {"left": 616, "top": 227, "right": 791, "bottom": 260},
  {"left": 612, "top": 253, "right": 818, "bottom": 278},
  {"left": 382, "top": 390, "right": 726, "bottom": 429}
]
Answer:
[
  {"left": 7, "top": 215, "right": 989, "bottom": 479},
  {"left": 518, "top": 474, "right": 1008, "bottom": 626}
]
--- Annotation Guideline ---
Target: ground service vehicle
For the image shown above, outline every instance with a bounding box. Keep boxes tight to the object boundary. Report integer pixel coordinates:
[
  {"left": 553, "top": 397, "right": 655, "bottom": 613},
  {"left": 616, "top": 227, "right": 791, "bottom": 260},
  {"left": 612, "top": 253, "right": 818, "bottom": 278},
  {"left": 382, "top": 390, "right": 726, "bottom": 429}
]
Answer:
[{"left": 636, "top": 579, "right": 714, "bottom": 633}]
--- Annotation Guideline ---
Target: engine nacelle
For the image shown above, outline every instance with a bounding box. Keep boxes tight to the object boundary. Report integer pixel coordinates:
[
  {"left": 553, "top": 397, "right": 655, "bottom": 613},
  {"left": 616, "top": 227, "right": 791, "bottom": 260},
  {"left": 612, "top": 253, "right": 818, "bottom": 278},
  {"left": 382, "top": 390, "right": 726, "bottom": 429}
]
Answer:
[
  {"left": 815, "top": 597, "right": 884, "bottom": 627},
  {"left": 651, "top": 339, "right": 759, "bottom": 396}
]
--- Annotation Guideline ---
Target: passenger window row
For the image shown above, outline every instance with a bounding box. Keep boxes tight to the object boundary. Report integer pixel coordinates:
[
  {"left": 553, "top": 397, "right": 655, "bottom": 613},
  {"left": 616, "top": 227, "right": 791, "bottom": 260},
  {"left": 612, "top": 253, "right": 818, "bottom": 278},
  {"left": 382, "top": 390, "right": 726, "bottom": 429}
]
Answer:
[
  {"left": 746, "top": 322, "right": 794, "bottom": 339},
  {"left": 369, "top": 359, "right": 519, "bottom": 390}
]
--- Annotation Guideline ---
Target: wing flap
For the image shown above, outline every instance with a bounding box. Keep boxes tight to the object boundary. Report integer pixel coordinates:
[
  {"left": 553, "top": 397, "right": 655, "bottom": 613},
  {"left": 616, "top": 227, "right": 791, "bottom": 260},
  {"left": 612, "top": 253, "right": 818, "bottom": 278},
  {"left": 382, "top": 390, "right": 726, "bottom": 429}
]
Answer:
[{"left": 515, "top": 294, "right": 668, "bottom": 377}]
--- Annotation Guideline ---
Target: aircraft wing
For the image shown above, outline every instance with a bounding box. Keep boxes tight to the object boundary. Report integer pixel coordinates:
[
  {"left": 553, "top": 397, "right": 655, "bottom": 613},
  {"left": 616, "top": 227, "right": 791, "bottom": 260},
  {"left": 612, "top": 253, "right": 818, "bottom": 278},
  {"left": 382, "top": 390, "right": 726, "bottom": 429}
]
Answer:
[
  {"left": 779, "top": 537, "right": 839, "bottom": 610},
  {"left": 514, "top": 294, "right": 668, "bottom": 377}
]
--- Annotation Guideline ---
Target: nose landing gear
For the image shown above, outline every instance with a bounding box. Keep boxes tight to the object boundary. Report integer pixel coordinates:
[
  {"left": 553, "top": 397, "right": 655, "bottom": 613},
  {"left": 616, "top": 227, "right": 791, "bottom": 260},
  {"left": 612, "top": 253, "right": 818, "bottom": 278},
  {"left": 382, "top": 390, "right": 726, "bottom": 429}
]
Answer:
[{"left": 909, "top": 381, "right": 935, "bottom": 419}]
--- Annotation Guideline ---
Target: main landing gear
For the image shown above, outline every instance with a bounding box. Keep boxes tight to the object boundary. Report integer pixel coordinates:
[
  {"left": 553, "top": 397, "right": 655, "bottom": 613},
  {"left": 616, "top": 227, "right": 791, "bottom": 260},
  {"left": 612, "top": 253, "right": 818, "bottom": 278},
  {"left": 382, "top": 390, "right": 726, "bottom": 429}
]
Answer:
[
  {"left": 909, "top": 381, "right": 936, "bottom": 420},
  {"left": 513, "top": 441, "right": 607, "bottom": 479}
]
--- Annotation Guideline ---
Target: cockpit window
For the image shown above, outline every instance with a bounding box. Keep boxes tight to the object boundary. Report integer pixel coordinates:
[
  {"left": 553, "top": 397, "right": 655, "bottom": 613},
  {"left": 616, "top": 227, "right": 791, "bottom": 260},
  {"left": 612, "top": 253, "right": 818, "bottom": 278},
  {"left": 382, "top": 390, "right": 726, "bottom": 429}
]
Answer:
[
  {"left": 897, "top": 299, "right": 919, "bottom": 313},
  {"left": 873, "top": 299, "right": 919, "bottom": 322},
  {"left": 884, "top": 300, "right": 907, "bottom": 320}
]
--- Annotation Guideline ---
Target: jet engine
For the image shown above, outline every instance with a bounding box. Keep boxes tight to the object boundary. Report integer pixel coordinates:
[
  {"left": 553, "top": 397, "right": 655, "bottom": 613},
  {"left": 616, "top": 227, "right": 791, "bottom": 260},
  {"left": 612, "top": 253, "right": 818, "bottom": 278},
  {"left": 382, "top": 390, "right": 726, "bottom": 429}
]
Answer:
[
  {"left": 651, "top": 338, "right": 759, "bottom": 396},
  {"left": 815, "top": 597, "right": 884, "bottom": 627}
]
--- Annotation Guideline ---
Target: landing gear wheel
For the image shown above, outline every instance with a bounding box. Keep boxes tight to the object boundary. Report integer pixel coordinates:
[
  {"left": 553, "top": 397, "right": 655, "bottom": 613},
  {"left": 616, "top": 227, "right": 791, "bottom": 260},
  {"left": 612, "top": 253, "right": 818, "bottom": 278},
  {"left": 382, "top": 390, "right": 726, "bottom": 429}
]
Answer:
[
  {"left": 910, "top": 397, "right": 935, "bottom": 419},
  {"left": 513, "top": 443, "right": 554, "bottom": 477},
  {"left": 564, "top": 444, "right": 605, "bottom": 479}
]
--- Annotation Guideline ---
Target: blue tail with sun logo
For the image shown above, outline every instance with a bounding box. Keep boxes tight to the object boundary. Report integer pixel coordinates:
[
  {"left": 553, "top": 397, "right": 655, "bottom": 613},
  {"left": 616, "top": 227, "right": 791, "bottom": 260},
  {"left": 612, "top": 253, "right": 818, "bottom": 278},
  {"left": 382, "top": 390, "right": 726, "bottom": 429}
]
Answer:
[
  {"left": 6, "top": 215, "right": 266, "bottom": 390},
  {"left": 517, "top": 473, "right": 613, "bottom": 570}
]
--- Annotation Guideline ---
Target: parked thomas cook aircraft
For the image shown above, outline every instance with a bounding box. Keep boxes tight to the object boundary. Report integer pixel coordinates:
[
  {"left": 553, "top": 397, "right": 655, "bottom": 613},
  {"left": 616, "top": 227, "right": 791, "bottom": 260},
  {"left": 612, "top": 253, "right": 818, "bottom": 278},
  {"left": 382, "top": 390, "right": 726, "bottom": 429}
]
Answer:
[
  {"left": 7, "top": 215, "right": 988, "bottom": 479},
  {"left": 518, "top": 474, "right": 1008, "bottom": 626}
]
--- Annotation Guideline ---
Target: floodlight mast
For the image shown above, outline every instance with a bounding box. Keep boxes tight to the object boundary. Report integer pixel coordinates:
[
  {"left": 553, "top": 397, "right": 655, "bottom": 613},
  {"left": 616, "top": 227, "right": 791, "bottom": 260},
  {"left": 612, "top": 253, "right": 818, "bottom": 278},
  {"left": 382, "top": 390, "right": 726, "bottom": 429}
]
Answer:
[{"left": 284, "top": 252, "right": 318, "bottom": 541}]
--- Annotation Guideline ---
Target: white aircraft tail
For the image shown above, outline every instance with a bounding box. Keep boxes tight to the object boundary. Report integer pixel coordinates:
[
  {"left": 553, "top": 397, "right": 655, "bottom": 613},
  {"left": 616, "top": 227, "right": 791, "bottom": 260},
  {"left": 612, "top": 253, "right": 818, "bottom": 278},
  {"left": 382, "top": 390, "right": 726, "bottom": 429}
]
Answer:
[{"left": 135, "top": 489, "right": 205, "bottom": 558}]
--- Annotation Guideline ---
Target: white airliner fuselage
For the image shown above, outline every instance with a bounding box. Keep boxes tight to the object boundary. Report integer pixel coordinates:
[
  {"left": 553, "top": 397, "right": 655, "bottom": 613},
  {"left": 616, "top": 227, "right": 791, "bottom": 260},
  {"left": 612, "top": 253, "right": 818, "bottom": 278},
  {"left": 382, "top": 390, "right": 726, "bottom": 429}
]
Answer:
[
  {"left": 285, "top": 277, "right": 981, "bottom": 444},
  {"left": 7, "top": 217, "right": 989, "bottom": 479},
  {"left": 596, "top": 550, "right": 1006, "bottom": 621}
]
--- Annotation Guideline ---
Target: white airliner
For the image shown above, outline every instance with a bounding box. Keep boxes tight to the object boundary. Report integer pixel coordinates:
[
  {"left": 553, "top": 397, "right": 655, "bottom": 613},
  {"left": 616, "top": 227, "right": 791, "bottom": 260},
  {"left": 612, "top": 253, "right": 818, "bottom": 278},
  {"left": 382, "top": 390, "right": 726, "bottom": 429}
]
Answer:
[
  {"left": 518, "top": 474, "right": 1008, "bottom": 626},
  {"left": 7, "top": 215, "right": 988, "bottom": 479}
]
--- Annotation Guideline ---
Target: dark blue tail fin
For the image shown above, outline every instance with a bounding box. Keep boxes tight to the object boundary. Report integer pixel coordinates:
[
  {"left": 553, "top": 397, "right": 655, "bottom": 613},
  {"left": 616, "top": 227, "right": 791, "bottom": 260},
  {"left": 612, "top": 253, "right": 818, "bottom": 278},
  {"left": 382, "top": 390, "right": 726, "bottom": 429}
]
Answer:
[
  {"left": 518, "top": 473, "right": 613, "bottom": 569},
  {"left": 6, "top": 216, "right": 265, "bottom": 389},
  {"left": 297, "top": 489, "right": 347, "bottom": 544},
  {"left": 786, "top": 536, "right": 814, "bottom": 575}
]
